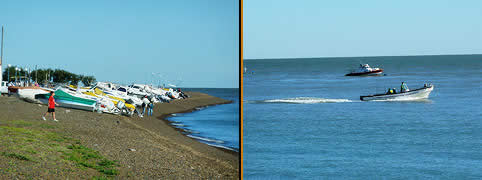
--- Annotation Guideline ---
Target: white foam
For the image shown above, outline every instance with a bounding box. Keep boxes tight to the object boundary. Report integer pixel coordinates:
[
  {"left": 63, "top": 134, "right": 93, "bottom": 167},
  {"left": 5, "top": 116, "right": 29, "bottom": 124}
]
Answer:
[
  {"left": 171, "top": 123, "right": 185, "bottom": 127},
  {"left": 262, "top": 97, "right": 353, "bottom": 104},
  {"left": 187, "top": 135, "right": 224, "bottom": 144},
  {"left": 372, "top": 96, "right": 432, "bottom": 102},
  {"left": 205, "top": 143, "right": 236, "bottom": 151}
]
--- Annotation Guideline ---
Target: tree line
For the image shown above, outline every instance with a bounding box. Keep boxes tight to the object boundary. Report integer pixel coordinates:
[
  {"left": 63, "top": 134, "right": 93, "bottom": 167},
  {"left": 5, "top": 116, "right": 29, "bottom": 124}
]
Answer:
[{"left": 2, "top": 66, "right": 96, "bottom": 86}]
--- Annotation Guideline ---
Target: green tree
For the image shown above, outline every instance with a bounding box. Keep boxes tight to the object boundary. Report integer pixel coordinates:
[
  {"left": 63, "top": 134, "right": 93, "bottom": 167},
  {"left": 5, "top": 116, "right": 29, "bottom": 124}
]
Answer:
[
  {"left": 3, "top": 66, "right": 96, "bottom": 87},
  {"left": 82, "top": 76, "right": 96, "bottom": 86},
  {"left": 2, "top": 66, "right": 16, "bottom": 82},
  {"left": 70, "top": 74, "right": 81, "bottom": 86}
]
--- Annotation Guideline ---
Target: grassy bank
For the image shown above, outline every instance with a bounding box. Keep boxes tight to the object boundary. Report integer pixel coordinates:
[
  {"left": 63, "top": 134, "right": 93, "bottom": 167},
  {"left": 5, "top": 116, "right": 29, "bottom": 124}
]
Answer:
[{"left": 0, "top": 120, "right": 119, "bottom": 179}]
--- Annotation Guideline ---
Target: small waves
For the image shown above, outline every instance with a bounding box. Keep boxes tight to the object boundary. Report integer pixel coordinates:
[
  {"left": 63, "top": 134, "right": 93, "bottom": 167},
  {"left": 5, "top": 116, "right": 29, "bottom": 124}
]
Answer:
[
  {"left": 246, "top": 97, "right": 355, "bottom": 104},
  {"left": 187, "top": 134, "right": 225, "bottom": 144}
]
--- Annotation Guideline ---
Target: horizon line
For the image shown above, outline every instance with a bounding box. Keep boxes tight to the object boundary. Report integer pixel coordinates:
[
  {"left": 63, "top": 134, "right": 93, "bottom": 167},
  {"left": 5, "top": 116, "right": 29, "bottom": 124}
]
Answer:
[{"left": 244, "top": 53, "right": 482, "bottom": 60}]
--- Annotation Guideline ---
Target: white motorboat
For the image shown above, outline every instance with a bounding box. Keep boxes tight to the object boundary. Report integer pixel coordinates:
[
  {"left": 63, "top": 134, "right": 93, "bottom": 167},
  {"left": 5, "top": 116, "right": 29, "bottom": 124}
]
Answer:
[
  {"left": 360, "top": 84, "right": 434, "bottom": 101},
  {"left": 17, "top": 88, "right": 50, "bottom": 103},
  {"left": 0, "top": 81, "right": 8, "bottom": 94},
  {"left": 346, "top": 64, "right": 383, "bottom": 76}
]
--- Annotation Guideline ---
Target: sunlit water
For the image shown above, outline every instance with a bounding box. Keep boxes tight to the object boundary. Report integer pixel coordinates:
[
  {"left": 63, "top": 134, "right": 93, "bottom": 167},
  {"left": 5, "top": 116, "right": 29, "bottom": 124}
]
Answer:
[
  {"left": 243, "top": 55, "right": 482, "bottom": 179},
  {"left": 167, "top": 88, "right": 239, "bottom": 151}
]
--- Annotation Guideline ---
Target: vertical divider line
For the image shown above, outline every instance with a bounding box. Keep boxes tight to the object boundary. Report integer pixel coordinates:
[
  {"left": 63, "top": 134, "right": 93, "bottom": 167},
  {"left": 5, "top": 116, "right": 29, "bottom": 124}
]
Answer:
[{"left": 239, "top": 0, "right": 244, "bottom": 179}]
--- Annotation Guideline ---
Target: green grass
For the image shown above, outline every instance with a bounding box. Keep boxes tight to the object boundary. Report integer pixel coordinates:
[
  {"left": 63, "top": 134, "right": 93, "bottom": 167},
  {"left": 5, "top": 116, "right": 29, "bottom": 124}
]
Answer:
[
  {"left": 0, "top": 120, "right": 120, "bottom": 178},
  {"left": 92, "top": 176, "right": 110, "bottom": 180},
  {"left": 1, "top": 152, "right": 32, "bottom": 161},
  {"left": 64, "top": 144, "right": 119, "bottom": 175}
]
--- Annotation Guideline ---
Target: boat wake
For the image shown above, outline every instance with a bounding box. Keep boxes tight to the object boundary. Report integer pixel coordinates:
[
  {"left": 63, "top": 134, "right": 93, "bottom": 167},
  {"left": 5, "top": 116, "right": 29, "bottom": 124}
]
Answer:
[
  {"left": 246, "top": 97, "right": 354, "bottom": 104},
  {"left": 245, "top": 96, "right": 432, "bottom": 104}
]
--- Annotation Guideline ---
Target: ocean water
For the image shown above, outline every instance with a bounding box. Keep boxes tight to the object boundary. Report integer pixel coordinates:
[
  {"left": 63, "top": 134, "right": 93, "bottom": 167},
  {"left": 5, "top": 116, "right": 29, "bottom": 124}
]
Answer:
[
  {"left": 243, "top": 55, "right": 482, "bottom": 179},
  {"left": 167, "top": 88, "right": 239, "bottom": 151}
]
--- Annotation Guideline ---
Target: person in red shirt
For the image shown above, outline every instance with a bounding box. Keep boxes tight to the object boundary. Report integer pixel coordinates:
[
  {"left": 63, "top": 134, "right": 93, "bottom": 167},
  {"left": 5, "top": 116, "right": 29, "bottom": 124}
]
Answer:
[{"left": 42, "top": 91, "right": 60, "bottom": 122}]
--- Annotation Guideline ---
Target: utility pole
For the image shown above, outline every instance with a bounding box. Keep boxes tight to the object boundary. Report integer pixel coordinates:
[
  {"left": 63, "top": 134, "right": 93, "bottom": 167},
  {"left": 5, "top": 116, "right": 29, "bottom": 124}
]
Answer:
[
  {"left": 1, "top": 25, "right": 4, "bottom": 83},
  {"left": 35, "top": 65, "right": 38, "bottom": 83}
]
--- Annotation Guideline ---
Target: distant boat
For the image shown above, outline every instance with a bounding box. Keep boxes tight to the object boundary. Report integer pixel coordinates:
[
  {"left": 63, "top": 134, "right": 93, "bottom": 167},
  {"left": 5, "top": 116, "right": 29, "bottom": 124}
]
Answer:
[
  {"left": 360, "top": 84, "right": 434, "bottom": 101},
  {"left": 345, "top": 64, "right": 383, "bottom": 76},
  {"left": 243, "top": 66, "right": 255, "bottom": 74}
]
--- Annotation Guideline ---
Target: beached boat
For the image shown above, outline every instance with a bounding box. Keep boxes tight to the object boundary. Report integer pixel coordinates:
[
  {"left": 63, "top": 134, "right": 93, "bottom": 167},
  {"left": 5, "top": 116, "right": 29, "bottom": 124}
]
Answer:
[
  {"left": 35, "top": 89, "right": 97, "bottom": 111},
  {"left": 360, "top": 84, "right": 434, "bottom": 101},
  {"left": 127, "top": 84, "right": 149, "bottom": 98},
  {"left": 17, "top": 88, "right": 50, "bottom": 103},
  {"left": 345, "top": 64, "right": 383, "bottom": 76},
  {"left": 82, "top": 87, "right": 136, "bottom": 114},
  {"left": 0, "top": 81, "right": 8, "bottom": 94}
]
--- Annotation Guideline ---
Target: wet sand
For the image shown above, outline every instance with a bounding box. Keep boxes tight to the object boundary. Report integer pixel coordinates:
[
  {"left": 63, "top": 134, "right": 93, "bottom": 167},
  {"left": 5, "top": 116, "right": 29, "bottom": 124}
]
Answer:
[{"left": 0, "top": 92, "right": 239, "bottom": 179}]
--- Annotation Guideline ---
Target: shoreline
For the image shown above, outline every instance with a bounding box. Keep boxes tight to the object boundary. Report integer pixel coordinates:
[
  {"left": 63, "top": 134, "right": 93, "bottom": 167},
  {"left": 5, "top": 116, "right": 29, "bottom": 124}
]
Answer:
[
  {"left": 154, "top": 92, "right": 239, "bottom": 155},
  {"left": 159, "top": 101, "right": 239, "bottom": 155},
  {"left": 0, "top": 91, "right": 239, "bottom": 179}
]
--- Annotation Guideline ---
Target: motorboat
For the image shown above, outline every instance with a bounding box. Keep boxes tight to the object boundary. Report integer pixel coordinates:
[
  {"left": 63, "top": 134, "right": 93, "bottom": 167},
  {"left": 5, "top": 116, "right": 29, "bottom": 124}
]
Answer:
[
  {"left": 80, "top": 87, "right": 136, "bottom": 115},
  {"left": 127, "top": 84, "right": 149, "bottom": 98},
  {"left": 345, "top": 64, "right": 383, "bottom": 76},
  {"left": 17, "top": 88, "right": 50, "bottom": 103},
  {"left": 0, "top": 81, "right": 8, "bottom": 94},
  {"left": 35, "top": 89, "right": 97, "bottom": 111},
  {"left": 360, "top": 84, "right": 434, "bottom": 101}
]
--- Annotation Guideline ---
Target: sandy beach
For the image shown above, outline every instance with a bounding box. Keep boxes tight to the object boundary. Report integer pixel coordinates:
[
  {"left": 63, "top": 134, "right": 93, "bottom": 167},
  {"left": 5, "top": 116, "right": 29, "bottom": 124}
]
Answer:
[{"left": 0, "top": 91, "right": 239, "bottom": 179}]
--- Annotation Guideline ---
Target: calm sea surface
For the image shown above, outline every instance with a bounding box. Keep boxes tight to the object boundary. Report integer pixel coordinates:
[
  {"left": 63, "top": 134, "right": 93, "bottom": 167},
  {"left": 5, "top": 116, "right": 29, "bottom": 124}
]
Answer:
[
  {"left": 168, "top": 88, "right": 239, "bottom": 151},
  {"left": 243, "top": 55, "right": 482, "bottom": 179}
]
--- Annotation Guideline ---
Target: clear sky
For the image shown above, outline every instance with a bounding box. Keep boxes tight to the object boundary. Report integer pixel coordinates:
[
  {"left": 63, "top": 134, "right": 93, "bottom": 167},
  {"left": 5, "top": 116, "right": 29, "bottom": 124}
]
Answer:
[
  {"left": 244, "top": 0, "right": 482, "bottom": 59},
  {"left": 1, "top": 0, "right": 239, "bottom": 88}
]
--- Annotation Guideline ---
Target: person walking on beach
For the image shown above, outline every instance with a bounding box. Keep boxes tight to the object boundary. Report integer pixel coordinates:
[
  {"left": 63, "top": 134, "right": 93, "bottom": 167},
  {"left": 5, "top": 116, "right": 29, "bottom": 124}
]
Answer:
[{"left": 42, "top": 91, "right": 59, "bottom": 122}]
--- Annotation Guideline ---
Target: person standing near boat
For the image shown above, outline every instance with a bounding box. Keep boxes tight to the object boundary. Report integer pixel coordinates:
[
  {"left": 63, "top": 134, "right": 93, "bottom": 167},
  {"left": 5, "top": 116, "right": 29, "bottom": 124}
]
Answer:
[
  {"left": 147, "top": 96, "right": 154, "bottom": 116},
  {"left": 42, "top": 91, "right": 59, "bottom": 122},
  {"left": 141, "top": 95, "right": 150, "bottom": 117}
]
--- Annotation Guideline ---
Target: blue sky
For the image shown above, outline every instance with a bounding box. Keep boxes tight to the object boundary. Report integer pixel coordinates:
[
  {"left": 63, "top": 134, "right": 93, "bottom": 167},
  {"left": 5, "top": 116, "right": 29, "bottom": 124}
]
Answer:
[
  {"left": 244, "top": 0, "right": 482, "bottom": 59},
  {"left": 1, "top": 0, "right": 239, "bottom": 88}
]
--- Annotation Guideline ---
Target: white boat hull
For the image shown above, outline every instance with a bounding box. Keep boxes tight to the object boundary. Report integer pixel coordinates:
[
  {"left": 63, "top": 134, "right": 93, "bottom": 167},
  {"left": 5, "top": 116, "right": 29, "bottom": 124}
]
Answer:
[
  {"left": 18, "top": 89, "right": 50, "bottom": 103},
  {"left": 361, "top": 85, "right": 434, "bottom": 101},
  {"left": 38, "top": 98, "right": 96, "bottom": 111}
]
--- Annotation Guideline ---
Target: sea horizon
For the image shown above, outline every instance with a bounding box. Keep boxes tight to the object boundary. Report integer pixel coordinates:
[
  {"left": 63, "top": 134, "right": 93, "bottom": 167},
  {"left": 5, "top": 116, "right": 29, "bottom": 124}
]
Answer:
[{"left": 244, "top": 53, "right": 482, "bottom": 61}]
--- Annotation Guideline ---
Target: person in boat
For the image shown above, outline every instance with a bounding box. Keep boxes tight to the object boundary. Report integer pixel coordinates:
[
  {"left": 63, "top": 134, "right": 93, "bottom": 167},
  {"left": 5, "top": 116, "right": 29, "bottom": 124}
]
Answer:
[
  {"left": 387, "top": 88, "right": 394, "bottom": 94},
  {"left": 401, "top": 82, "right": 409, "bottom": 92},
  {"left": 386, "top": 88, "right": 396, "bottom": 94}
]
